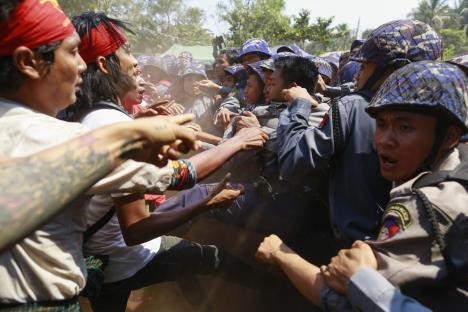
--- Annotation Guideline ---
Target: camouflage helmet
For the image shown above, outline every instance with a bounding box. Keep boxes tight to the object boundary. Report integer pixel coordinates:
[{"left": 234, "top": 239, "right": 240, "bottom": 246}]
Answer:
[
  {"left": 367, "top": 61, "right": 468, "bottom": 132},
  {"left": 338, "top": 61, "right": 361, "bottom": 84},
  {"left": 310, "top": 57, "right": 333, "bottom": 81},
  {"left": 448, "top": 53, "right": 468, "bottom": 74},
  {"left": 239, "top": 38, "right": 272, "bottom": 58},
  {"left": 352, "top": 19, "right": 442, "bottom": 66}
]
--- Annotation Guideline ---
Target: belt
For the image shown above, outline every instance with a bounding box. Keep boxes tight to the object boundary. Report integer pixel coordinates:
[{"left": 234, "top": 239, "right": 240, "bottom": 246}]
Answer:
[{"left": 0, "top": 297, "right": 79, "bottom": 312}]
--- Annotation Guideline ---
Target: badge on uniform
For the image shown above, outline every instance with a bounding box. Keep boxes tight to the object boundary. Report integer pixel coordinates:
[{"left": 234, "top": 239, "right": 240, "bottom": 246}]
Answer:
[{"left": 378, "top": 204, "right": 412, "bottom": 241}]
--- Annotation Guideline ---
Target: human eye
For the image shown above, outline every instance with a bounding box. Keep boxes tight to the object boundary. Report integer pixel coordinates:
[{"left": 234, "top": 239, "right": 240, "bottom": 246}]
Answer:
[
  {"left": 399, "top": 124, "right": 414, "bottom": 132},
  {"left": 376, "top": 118, "right": 386, "bottom": 129}
]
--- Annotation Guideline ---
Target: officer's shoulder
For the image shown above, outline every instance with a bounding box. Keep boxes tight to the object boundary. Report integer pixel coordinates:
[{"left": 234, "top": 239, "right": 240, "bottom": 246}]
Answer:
[{"left": 336, "top": 91, "right": 374, "bottom": 113}]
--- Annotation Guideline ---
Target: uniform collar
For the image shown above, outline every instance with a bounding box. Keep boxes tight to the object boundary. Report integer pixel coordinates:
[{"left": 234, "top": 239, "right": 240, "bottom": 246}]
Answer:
[{"left": 390, "top": 148, "right": 460, "bottom": 197}]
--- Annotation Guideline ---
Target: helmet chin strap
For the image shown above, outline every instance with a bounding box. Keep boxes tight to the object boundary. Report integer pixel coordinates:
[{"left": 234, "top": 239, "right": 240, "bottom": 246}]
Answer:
[{"left": 361, "top": 65, "right": 387, "bottom": 91}]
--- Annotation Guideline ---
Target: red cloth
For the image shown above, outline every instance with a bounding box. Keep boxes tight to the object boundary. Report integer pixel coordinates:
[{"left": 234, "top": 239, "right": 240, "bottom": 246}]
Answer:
[
  {"left": 144, "top": 194, "right": 166, "bottom": 207},
  {"left": 79, "top": 21, "right": 127, "bottom": 64},
  {"left": 0, "top": 0, "right": 75, "bottom": 57}
]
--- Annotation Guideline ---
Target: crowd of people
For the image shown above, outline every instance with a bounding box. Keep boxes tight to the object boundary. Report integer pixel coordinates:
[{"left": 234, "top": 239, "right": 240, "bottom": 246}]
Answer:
[{"left": 0, "top": 0, "right": 467, "bottom": 311}]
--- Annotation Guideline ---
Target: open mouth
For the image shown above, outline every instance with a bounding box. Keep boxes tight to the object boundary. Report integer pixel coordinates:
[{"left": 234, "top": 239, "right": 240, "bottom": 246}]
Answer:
[{"left": 379, "top": 154, "right": 398, "bottom": 170}]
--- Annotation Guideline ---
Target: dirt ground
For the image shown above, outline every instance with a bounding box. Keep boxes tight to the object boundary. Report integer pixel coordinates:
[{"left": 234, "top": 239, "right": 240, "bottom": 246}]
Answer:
[{"left": 79, "top": 217, "right": 318, "bottom": 311}]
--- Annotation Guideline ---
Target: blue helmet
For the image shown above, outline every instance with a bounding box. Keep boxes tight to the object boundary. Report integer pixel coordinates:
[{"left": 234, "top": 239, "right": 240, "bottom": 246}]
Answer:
[
  {"left": 277, "top": 44, "right": 311, "bottom": 57},
  {"left": 239, "top": 38, "right": 272, "bottom": 58},
  {"left": 310, "top": 57, "right": 333, "bottom": 81},
  {"left": 352, "top": 19, "right": 442, "bottom": 66},
  {"left": 338, "top": 61, "right": 361, "bottom": 84},
  {"left": 320, "top": 52, "right": 341, "bottom": 70},
  {"left": 367, "top": 61, "right": 468, "bottom": 131},
  {"left": 224, "top": 64, "right": 248, "bottom": 82},
  {"left": 246, "top": 60, "right": 265, "bottom": 83},
  {"left": 448, "top": 53, "right": 468, "bottom": 74},
  {"left": 181, "top": 63, "right": 207, "bottom": 79}
]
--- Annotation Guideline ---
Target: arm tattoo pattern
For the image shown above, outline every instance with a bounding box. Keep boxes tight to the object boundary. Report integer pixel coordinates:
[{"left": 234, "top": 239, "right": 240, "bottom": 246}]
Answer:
[{"left": 0, "top": 136, "right": 112, "bottom": 253}]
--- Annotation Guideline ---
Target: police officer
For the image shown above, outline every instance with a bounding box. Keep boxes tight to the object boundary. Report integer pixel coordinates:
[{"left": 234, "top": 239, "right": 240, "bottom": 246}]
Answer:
[
  {"left": 256, "top": 60, "right": 468, "bottom": 311},
  {"left": 277, "top": 19, "right": 443, "bottom": 247}
]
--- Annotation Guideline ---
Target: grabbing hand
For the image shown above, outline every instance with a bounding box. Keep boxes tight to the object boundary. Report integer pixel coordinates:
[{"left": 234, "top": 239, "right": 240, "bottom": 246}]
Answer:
[
  {"left": 315, "top": 75, "right": 328, "bottom": 95},
  {"left": 233, "top": 111, "right": 260, "bottom": 132},
  {"left": 231, "top": 127, "right": 268, "bottom": 150},
  {"left": 255, "top": 234, "right": 285, "bottom": 265},
  {"left": 320, "top": 241, "right": 378, "bottom": 295},
  {"left": 282, "top": 86, "right": 318, "bottom": 107},
  {"left": 131, "top": 114, "right": 200, "bottom": 166},
  {"left": 215, "top": 107, "right": 238, "bottom": 130},
  {"left": 203, "top": 173, "right": 244, "bottom": 210},
  {"left": 197, "top": 80, "right": 222, "bottom": 93}
]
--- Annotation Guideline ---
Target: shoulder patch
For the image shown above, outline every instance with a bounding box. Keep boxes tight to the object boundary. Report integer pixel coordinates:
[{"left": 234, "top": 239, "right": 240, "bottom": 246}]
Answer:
[{"left": 378, "top": 204, "right": 412, "bottom": 241}]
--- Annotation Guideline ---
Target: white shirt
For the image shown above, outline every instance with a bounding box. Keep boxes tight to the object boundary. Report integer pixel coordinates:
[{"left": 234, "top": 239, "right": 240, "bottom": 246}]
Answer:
[
  {"left": 81, "top": 108, "right": 162, "bottom": 283},
  {"left": 0, "top": 99, "right": 90, "bottom": 303},
  {"left": 0, "top": 99, "right": 173, "bottom": 302}
]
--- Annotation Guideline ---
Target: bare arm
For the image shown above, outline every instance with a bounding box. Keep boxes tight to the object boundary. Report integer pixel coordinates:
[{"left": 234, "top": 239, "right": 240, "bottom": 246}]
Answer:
[
  {"left": 114, "top": 175, "right": 241, "bottom": 246},
  {"left": 195, "top": 131, "right": 222, "bottom": 145},
  {"left": 255, "top": 235, "right": 324, "bottom": 305},
  {"left": 0, "top": 115, "right": 197, "bottom": 253},
  {"left": 190, "top": 127, "right": 268, "bottom": 180}
]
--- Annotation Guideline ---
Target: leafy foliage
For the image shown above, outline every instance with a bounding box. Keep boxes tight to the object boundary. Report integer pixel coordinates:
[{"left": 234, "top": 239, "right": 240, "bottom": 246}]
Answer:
[{"left": 60, "top": 0, "right": 213, "bottom": 53}]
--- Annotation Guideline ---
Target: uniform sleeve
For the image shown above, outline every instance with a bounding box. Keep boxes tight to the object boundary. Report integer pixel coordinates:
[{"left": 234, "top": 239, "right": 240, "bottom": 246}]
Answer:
[
  {"left": 347, "top": 268, "right": 432, "bottom": 312},
  {"left": 319, "top": 268, "right": 431, "bottom": 312},
  {"left": 217, "top": 96, "right": 242, "bottom": 114},
  {"left": 277, "top": 98, "right": 341, "bottom": 183}
]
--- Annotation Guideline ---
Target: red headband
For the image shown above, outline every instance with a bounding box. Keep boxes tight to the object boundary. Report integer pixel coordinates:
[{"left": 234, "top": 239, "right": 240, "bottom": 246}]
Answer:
[
  {"left": 79, "top": 21, "right": 128, "bottom": 65},
  {"left": 0, "top": 0, "right": 75, "bottom": 57}
]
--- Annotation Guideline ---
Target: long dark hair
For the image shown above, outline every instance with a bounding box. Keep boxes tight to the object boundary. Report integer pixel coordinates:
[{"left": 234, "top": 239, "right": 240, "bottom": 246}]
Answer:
[{"left": 63, "top": 11, "right": 135, "bottom": 120}]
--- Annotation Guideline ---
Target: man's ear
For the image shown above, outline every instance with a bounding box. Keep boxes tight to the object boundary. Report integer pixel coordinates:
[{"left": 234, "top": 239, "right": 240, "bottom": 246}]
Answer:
[
  {"left": 442, "top": 125, "right": 462, "bottom": 150},
  {"left": 12, "top": 47, "right": 42, "bottom": 80},
  {"left": 95, "top": 56, "right": 109, "bottom": 74}
]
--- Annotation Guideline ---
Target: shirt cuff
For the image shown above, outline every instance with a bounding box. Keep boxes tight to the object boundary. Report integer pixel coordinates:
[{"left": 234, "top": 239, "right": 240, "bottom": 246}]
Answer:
[
  {"left": 347, "top": 267, "right": 395, "bottom": 311},
  {"left": 289, "top": 98, "right": 312, "bottom": 117}
]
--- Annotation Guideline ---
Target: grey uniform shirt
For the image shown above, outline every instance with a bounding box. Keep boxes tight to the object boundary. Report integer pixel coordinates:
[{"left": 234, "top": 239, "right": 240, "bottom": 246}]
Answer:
[
  {"left": 0, "top": 99, "right": 178, "bottom": 303},
  {"left": 321, "top": 148, "right": 467, "bottom": 311}
]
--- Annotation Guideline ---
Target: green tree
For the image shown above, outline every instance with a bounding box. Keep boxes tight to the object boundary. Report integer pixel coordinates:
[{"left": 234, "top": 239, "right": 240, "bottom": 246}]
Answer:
[
  {"left": 409, "top": 0, "right": 450, "bottom": 30},
  {"left": 60, "top": 0, "right": 212, "bottom": 53},
  {"left": 217, "top": 0, "right": 292, "bottom": 46}
]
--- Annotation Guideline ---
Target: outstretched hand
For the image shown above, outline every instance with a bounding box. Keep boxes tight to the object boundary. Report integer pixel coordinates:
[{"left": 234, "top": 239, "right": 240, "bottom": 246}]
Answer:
[
  {"left": 203, "top": 173, "right": 244, "bottom": 210},
  {"left": 131, "top": 114, "right": 201, "bottom": 166},
  {"left": 231, "top": 127, "right": 268, "bottom": 150}
]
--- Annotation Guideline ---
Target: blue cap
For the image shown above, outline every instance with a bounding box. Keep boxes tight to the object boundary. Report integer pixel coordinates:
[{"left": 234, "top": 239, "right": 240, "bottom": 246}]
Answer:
[
  {"left": 277, "top": 44, "right": 311, "bottom": 57},
  {"left": 239, "top": 38, "right": 272, "bottom": 58},
  {"left": 224, "top": 64, "right": 248, "bottom": 82},
  {"left": 246, "top": 60, "right": 265, "bottom": 82},
  {"left": 181, "top": 63, "right": 207, "bottom": 79}
]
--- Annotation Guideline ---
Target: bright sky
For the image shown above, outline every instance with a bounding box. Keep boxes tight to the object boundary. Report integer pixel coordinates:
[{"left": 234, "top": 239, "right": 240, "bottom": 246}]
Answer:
[{"left": 187, "top": 0, "right": 459, "bottom": 37}]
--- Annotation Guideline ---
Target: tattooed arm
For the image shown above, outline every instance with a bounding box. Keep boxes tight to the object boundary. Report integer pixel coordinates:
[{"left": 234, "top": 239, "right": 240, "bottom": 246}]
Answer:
[{"left": 0, "top": 115, "right": 196, "bottom": 253}]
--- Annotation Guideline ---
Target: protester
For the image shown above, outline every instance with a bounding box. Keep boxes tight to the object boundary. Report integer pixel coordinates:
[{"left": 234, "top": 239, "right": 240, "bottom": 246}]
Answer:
[{"left": 0, "top": 1, "right": 200, "bottom": 309}]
